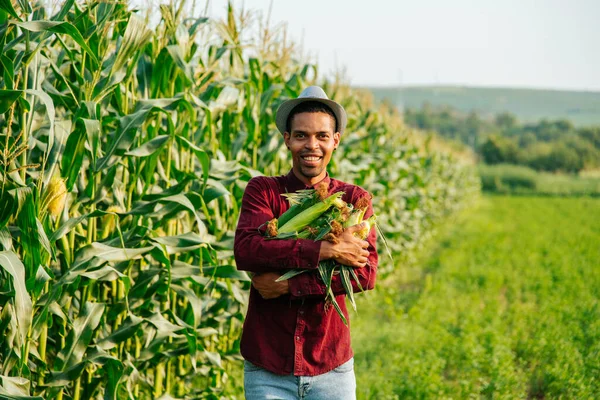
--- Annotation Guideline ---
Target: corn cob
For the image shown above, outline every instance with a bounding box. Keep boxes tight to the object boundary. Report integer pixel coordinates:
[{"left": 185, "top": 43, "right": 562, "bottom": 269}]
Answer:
[
  {"left": 277, "top": 192, "right": 345, "bottom": 235},
  {"left": 277, "top": 183, "right": 329, "bottom": 227}
]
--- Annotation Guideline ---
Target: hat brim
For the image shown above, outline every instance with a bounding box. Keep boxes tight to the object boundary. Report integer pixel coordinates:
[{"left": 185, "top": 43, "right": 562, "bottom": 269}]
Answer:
[{"left": 275, "top": 97, "right": 347, "bottom": 135}]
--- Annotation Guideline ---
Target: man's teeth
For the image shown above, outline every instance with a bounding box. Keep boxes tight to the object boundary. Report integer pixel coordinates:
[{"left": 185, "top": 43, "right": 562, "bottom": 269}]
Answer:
[{"left": 303, "top": 156, "right": 320, "bottom": 161}]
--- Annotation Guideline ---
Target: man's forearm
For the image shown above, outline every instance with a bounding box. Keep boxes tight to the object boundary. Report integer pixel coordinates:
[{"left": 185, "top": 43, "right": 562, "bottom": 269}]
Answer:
[
  {"left": 234, "top": 176, "right": 325, "bottom": 274},
  {"left": 234, "top": 230, "right": 322, "bottom": 273}
]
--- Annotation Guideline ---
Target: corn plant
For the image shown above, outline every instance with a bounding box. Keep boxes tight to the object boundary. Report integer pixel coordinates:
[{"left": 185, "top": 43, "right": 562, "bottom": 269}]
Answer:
[{"left": 0, "top": 0, "right": 478, "bottom": 398}]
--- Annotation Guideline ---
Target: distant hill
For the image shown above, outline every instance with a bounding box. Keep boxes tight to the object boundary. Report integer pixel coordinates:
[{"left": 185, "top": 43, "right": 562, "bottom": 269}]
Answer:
[{"left": 363, "top": 86, "right": 600, "bottom": 126}]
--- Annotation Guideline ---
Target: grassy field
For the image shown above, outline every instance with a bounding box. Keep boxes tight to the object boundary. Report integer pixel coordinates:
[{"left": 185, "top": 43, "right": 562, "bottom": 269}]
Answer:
[
  {"left": 478, "top": 164, "right": 600, "bottom": 197},
  {"left": 364, "top": 86, "right": 600, "bottom": 126},
  {"left": 352, "top": 195, "right": 600, "bottom": 399}
]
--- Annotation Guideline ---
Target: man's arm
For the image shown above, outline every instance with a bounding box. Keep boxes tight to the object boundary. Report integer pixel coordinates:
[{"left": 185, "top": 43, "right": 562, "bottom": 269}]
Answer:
[
  {"left": 234, "top": 177, "right": 322, "bottom": 274},
  {"left": 251, "top": 222, "right": 374, "bottom": 298},
  {"left": 252, "top": 192, "right": 378, "bottom": 299}
]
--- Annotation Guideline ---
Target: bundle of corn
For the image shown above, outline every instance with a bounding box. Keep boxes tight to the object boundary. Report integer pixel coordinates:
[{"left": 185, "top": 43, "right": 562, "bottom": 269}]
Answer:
[{"left": 263, "top": 184, "right": 381, "bottom": 324}]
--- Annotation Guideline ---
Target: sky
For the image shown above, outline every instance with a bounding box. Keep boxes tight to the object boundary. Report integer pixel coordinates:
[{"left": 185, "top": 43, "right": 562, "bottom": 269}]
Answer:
[{"left": 208, "top": 0, "right": 600, "bottom": 91}]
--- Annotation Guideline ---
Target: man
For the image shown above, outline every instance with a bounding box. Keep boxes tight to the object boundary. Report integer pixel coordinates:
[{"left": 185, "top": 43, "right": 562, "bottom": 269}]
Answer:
[{"left": 234, "top": 86, "right": 378, "bottom": 399}]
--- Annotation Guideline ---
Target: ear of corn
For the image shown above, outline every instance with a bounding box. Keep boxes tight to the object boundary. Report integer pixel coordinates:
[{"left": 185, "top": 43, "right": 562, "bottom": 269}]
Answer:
[
  {"left": 344, "top": 208, "right": 367, "bottom": 229},
  {"left": 277, "top": 191, "right": 345, "bottom": 235},
  {"left": 278, "top": 189, "right": 322, "bottom": 227},
  {"left": 42, "top": 176, "right": 67, "bottom": 218},
  {"left": 356, "top": 215, "right": 377, "bottom": 239}
]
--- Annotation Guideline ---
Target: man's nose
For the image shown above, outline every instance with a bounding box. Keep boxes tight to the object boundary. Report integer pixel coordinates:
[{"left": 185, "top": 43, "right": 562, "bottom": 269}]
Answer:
[{"left": 304, "top": 136, "right": 318, "bottom": 149}]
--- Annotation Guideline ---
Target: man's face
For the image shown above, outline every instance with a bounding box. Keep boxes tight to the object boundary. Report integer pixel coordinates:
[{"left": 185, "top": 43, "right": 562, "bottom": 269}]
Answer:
[{"left": 284, "top": 111, "right": 340, "bottom": 186}]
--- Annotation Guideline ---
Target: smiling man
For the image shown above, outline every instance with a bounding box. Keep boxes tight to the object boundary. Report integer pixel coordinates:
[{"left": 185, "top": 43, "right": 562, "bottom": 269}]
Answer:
[{"left": 234, "top": 86, "right": 378, "bottom": 399}]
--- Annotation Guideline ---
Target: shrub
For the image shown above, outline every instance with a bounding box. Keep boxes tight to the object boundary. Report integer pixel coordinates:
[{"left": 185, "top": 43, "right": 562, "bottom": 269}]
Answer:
[{"left": 478, "top": 164, "right": 538, "bottom": 192}]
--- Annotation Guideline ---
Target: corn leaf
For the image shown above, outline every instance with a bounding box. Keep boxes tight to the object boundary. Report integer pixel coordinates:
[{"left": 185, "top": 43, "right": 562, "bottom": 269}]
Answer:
[
  {"left": 125, "top": 134, "right": 170, "bottom": 157},
  {"left": 0, "top": 0, "right": 21, "bottom": 20},
  {"left": 60, "top": 125, "right": 86, "bottom": 190},
  {"left": 0, "top": 251, "right": 32, "bottom": 347},
  {"left": 275, "top": 269, "right": 308, "bottom": 282},
  {"left": 0, "top": 89, "right": 22, "bottom": 114},
  {"left": 55, "top": 302, "right": 105, "bottom": 370},
  {"left": 97, "top": 315, "right": 144, "bottom": 351},
  {"left": 13, "top": 20, "right": 98, "bottom": 64}
]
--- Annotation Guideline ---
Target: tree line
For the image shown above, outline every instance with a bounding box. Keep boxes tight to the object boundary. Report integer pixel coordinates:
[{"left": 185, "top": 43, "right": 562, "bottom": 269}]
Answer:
[{"left": 404, "top": 104, "right": 600, "bottom": 173}]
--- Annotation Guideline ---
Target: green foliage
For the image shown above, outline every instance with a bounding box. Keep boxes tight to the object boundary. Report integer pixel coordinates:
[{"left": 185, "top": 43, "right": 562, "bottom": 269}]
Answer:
[
  {"left": 478, "top": 164, "right": 600, "bottom": 196},
  {"left": 538, "top": 142, "right": 583, "bottom": 172},
  {"left": 480, "top": 135, "right": 520, "bottom": 165},
  {"left": 579, "top": 126, "right": 600, "bottom": 148},
  {"left": 352, "top": 196, "right": 600, "bottom": 399},
  {"left": 478, "top": 164, "right": 538, "bottom": 192},
  {"left": 403, "top": 104, "right": 600, "bottom": 173},
  {"left": 0, "top": 1, "right": 477, "bottom": 398}
]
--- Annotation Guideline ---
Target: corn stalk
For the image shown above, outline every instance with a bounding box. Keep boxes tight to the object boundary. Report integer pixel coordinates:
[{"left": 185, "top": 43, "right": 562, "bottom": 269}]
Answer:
[{"left": 0, "top": 1, "right": 478, "bottom": 398}]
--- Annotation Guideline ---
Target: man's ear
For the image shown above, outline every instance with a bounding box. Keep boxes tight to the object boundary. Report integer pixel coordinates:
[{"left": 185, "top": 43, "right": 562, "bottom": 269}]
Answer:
[
  {"left": 283, "top": 132, "right": 291, "bottom": 148},
  {"left": 333, "top": 132, "right": 341, "bottom": 148}
]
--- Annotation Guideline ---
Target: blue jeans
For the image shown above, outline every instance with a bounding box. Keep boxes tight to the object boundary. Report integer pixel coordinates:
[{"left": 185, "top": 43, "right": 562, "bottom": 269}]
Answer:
[{"left": 243, "top": 358, "right": 356, "bottom": 400}]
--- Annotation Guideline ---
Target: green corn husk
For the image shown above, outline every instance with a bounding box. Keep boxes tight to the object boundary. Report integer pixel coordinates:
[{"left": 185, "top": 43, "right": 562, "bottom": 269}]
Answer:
[
  {"left": 356, "top": 215, "right": 377, "bottom": 239},
  {"left": 344, "top": 208, "right": 367, "bottom": 229},
  {"left": 277, "top": 192, "right": 345, "bottom": 235},
  {"left": 335, "top": 214, "right": 377, "bottom": 312},
  {"left": 328, "top": 213, "right": 377, "bottom": 314},
  {"left": 278, "top": 190, "right": 321, "bottom": 227},
  {"left": 276, "top": 183, "right": 330, "bottom": 228},
  {"left": 318, "top": 261, "right": 348, "bottom": 325}
]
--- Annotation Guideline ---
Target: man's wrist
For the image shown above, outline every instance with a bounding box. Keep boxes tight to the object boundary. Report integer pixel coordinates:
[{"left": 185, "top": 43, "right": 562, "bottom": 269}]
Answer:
[
  {"left": 319, "top": 240, "right": 336, "bottom": 260},
  {"left": 279, "top": 279, "right": 290, "bottom": 295}
]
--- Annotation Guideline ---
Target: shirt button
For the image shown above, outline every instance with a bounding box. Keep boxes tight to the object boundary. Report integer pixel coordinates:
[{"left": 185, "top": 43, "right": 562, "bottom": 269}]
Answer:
[
  {"left": 299, "top": 310, "right": 304, "bottom": 315},
  {"left": 296, "top": 291, "right": 301, "bottom": 295},
  {"left": 296, "top": 336, "right": 300, "bottom": 341}
]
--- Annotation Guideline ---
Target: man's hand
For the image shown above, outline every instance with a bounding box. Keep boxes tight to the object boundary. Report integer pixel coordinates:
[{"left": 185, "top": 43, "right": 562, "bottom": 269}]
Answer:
[
  {"left": 319, "top": 223, "right": 370, "bottom": 268},
  {"left": 252, "top": 272, "right": 290, "bottom": 299}
]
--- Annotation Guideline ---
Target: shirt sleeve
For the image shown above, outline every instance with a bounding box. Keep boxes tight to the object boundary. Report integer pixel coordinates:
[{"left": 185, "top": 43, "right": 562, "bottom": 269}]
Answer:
[
  {"left": 287, "top": 190, "right": 378, "bottom": 299},
  {"left": 234, "top": 177, "right": 322, "bottom": 273}
]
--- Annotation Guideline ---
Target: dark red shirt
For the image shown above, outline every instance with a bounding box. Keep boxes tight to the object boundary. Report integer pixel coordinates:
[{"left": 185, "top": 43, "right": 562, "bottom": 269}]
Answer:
[{"left": 234, "top": 169, "right": 378, "bottom": 376}]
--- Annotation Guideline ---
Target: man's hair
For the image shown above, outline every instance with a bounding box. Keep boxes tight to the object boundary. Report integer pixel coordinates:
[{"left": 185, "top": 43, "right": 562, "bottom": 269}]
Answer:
[{"left": 285, "top": 101, "right": 338, "bottom": 133}]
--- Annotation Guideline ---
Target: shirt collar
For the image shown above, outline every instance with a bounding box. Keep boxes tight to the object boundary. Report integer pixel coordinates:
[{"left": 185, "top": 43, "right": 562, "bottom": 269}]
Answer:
[{"left": 285, "top": 169, "right": 331, "bottom": 192}]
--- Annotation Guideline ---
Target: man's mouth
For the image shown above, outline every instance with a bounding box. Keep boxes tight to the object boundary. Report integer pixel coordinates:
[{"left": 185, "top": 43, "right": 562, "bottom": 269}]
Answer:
[{"left": 300, "top": 154, "right": 323, "bottom": 167}]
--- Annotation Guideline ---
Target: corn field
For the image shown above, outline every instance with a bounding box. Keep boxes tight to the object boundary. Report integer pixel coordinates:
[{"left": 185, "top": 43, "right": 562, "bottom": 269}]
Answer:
[{"left": 0, "top": 1, "right": 478, "bottom": 398}]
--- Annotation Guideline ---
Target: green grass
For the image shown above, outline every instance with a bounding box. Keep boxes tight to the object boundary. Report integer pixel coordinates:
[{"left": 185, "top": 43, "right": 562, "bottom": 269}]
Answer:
[
  {"left": 352, "top": 195, "right": 600, "bottom": 399},
  {"left": 478, "top": 164, "right": 600, "bottom": 196},
  {"left": 364, "top": 86, "right": 600, "bottom": 126},
  {"left": 535, "top": 173, "right": 600, "bottom": 196}
]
